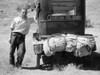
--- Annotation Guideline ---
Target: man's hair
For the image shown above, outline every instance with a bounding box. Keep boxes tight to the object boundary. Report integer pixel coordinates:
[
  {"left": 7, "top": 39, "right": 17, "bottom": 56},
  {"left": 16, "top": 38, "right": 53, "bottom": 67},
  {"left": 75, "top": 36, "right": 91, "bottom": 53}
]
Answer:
[
  {"left": 16, "top": 4, "right": 29, "bottom": 12},
  {"left": 21, "top": 8, "right": 27, "bottom": 13}
]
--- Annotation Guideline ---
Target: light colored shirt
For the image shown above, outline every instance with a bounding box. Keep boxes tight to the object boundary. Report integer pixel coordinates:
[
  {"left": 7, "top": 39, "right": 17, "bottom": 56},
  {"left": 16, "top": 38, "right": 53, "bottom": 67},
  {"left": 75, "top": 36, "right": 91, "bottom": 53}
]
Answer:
[{"left": 10, "top": 16, "right": 34, "bottom": 35}]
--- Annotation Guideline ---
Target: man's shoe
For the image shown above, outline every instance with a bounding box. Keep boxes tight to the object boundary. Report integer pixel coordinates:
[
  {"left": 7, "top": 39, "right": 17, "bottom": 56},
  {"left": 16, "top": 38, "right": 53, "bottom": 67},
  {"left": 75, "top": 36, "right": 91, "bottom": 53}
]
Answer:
[
  {"left": 9, "top": 64, "right": 15, "bottom": 68},
  {"left": 16, "top": 64, "right": 22, "bottom": 69}
]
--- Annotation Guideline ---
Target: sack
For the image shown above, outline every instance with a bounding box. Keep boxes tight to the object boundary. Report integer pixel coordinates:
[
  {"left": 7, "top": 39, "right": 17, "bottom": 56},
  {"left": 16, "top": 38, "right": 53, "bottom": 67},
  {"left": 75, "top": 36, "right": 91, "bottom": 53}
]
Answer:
[
  {"left": 65, "top": 34, "right": 96, "bottom": 57},
  {"left": 43, "top": 36, "right": 66, "bottom": 56},
  {"left": 43, "top": 40, "right": 54, "bottom": 56},
  {"left": 65, "top": 34, "right": 77, "bottom": 52},
  {"left": 48, "top": 36, "right": 66, "bottom": 52},
  {"left": 74, "top": 36, "right": 96, "bottom": 57}
]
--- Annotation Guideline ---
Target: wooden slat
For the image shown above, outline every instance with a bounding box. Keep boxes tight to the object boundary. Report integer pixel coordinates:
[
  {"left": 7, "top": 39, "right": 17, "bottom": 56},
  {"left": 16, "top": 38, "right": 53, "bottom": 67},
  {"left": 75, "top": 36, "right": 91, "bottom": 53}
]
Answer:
[{"left": 51, "top": 2, "right": 75, "bottom": 7}]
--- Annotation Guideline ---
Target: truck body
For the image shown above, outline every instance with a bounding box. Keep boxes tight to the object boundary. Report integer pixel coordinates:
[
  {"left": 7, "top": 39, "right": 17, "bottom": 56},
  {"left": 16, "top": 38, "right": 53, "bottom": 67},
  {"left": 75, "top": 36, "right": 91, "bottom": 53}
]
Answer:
[
  {"left": 33, "top": 0, "right": 96, "bottom": 68},
  {"left": 37, "top": 0, "right": 85, "bottom": 35}
]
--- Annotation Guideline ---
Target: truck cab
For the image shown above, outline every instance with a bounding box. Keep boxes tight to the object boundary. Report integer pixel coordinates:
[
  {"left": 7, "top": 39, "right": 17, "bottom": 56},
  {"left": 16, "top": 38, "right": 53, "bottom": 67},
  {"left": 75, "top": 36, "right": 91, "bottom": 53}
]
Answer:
[{"left": 36, "top": 0, "right": 85, "bottom": 35}]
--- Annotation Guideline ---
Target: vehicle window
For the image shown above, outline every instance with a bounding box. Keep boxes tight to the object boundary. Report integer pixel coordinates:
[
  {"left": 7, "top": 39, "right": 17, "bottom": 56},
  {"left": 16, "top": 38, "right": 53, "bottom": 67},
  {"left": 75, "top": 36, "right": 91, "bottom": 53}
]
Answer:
[{"left": 51, "top": 0, "right": 76, "bottom": 15}]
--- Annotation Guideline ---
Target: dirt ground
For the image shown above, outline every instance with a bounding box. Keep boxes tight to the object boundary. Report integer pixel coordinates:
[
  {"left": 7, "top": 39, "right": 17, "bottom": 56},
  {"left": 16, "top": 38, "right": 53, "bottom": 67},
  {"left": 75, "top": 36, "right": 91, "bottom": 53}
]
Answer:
[{"left": 0, "top": 0, "right": 100, "bottom": 75}]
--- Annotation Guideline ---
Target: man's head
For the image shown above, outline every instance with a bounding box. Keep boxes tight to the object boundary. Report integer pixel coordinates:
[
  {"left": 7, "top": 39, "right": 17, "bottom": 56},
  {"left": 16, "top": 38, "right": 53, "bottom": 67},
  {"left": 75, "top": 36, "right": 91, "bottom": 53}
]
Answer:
[{"left": 20, "top": 8, "right": 27, "bottom": 19}]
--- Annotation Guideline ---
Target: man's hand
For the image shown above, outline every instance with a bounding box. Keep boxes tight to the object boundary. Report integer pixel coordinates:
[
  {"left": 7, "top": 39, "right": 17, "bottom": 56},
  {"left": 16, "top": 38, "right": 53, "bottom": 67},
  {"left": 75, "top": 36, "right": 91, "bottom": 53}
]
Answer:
[
  {"left": 34, "top": 16, "right": 38, "bottom": 23},
  {"left": 9, "top": 39, "right": 11, "bottom": 44},
  {"left": 9, "top": 30, "right": 13, "bottom": 44}
]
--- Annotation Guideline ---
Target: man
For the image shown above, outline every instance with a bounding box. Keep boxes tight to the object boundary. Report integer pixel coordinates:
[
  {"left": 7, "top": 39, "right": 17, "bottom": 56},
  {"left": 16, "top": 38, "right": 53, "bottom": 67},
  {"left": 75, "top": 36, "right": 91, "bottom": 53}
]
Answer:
[{"left": 9, "top": 8, "right": 35, "bottom": 68}]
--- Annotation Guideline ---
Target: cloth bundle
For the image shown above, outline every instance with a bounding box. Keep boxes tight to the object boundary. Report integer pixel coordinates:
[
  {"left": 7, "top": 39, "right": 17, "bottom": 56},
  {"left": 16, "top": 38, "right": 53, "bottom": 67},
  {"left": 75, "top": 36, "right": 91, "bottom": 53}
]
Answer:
[
  {"left": 65, "top": 34, "right": 77, "bottom": 52},
  {"left": 43, "top": 34, "right": 96, "bottom": 57},
  {"left": 43, "top": 36, "right": 66, "bottom": 56},
  {"left": 74, "top": 36, "right": 95, "bottom": 57}
]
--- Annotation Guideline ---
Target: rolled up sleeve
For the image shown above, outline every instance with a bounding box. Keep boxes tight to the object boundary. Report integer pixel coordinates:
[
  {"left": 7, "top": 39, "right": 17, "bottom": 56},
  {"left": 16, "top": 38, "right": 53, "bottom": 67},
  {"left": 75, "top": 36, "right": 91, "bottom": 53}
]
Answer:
[{"left": 10, "top": 19, "right": 16, "bottom": 30}]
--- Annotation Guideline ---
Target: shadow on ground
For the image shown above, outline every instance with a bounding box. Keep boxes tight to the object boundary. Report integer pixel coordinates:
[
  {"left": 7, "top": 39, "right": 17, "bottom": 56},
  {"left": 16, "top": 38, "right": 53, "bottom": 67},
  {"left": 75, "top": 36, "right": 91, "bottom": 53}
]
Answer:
[
  {"left": 22, "top": 51, "right": 100, "bottom": 71},
  {"left": 81, "top": 52, "right": 100, "bottom": 70}
]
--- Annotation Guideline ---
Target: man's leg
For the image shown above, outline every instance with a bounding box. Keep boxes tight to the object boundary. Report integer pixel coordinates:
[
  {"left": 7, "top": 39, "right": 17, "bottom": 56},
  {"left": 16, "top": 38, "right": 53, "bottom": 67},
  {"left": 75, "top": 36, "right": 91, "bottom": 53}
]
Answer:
[
  {"left": 9, "top": 33, "right": 17, "bottom": 66},
  {"left": 16, "top": 41, "right": 26, "bottom": 68}
]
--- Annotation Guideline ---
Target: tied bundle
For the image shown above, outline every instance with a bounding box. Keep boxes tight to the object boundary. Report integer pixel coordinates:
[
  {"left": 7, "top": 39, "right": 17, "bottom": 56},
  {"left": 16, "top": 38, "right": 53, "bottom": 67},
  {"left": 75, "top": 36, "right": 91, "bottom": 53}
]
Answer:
[{"left": 43, "top": 34, "right": 96, "bottom": 57}]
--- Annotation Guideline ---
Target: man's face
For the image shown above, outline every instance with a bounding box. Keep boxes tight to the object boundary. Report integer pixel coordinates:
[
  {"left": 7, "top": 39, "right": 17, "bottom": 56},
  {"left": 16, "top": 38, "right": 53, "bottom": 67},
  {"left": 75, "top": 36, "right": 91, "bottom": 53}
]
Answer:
[{"left": 20, "top": 9, "right": 27, "bottom": 18}]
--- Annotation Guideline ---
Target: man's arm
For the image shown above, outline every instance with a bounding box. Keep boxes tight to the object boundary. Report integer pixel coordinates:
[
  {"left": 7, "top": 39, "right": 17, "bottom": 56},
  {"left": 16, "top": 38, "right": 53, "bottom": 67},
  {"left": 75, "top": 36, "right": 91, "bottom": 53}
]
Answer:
[
  {"left": 9, "top": 19, "right": 15, "bottom": 43},
  {"left": 9, "top": 29, "right": 13, "bottom": 43},
  {"left": 34, "top": 1, "right": 40, "bottom": 23},
  {"left": 35, "top": 1, "right": 40, "bottom": 20}
]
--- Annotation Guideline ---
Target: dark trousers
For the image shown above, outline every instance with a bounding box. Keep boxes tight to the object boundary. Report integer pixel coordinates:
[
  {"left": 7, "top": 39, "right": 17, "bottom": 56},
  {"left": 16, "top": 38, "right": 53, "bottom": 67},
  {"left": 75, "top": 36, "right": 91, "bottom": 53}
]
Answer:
[{"left": 9, "top": 32, "right": 26, "bottom": 66}]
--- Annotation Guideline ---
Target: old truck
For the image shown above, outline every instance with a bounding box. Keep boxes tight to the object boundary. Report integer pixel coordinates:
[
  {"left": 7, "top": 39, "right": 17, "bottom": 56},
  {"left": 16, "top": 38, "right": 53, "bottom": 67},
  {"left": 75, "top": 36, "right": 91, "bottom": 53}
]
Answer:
[{"left": 33, "top": 0, "right": 96, "bottom": 68}]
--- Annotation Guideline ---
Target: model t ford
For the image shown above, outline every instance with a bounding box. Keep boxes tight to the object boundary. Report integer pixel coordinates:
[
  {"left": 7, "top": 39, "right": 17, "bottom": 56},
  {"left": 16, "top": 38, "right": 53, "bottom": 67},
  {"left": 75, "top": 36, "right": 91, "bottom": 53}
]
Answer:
[{"left": 33, "top": 0, "right": 96, "bottom": 68}]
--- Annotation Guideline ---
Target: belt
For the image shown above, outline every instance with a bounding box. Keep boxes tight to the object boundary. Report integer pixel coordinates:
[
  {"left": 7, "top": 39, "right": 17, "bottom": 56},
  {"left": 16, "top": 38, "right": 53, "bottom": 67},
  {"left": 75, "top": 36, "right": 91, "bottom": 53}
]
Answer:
[{"left": 13, "top": 32, "right": 25, "bottom": 36}]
